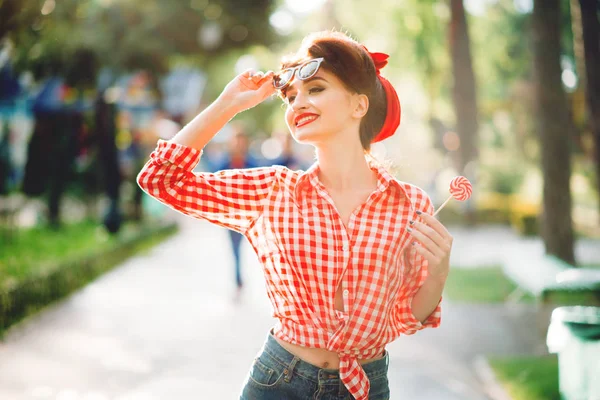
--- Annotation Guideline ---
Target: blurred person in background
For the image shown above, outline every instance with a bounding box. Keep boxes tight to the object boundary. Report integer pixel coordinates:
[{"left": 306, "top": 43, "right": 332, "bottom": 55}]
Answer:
[
  {"left": 138, "top": 31, "right": 453, "bottom": 400},
  {"left": 208, "top": 126, "right": 259, "bottom": 291},
  {"left": 271, "top": 129, "right": 307, "bottom": 171}
]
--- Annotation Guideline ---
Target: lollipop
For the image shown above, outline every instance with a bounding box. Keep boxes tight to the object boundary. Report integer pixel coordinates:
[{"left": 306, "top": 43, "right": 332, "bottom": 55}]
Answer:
[{"left": 432, "top": 176, "right": 473, "bottom": 216}]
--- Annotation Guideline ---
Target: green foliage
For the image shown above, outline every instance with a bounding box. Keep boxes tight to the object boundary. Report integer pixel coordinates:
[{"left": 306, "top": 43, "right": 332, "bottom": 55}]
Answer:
[
  {"left": 1, "top": 219, "right": 164, "bottom": 286},
  {"left": 6, "top": 0, "right": 278, "bottom": 81},
  {"left": 1, "top": 220, "right": 109, "bottom": 285},
  {"left": 0, "top": 0, "right": 43, "bottom": 40},
  {"left": 471, "top": 1, "right": 532, "bottom": 110},
  {"left": 4, "top": 0, "right": 596, "bottom": 208},
  {"left": 0, "top": 219, "right": 177, "bottom": 333},
  {"left": 542, "top": 288, "right": 600, "bottom": 307},
  {"left": 488, "top": 168, "right": 526, "bottom": 195},
  {"left": 444, "top": 266, "right": 535, "bottom": 303},
  {"left": 489, "top": 355, "right": 560, "bottom": 400}
]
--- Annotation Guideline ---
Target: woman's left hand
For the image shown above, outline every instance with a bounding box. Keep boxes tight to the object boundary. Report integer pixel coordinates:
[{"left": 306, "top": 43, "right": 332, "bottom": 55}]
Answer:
[{"left": 407, "top": 211, "right": 453, "bottom": 281}]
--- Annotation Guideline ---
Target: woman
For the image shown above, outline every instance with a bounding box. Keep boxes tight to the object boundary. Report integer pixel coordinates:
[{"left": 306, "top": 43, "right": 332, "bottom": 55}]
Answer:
[
  {"left": 206, "top": 127, "right": 259, "bottom": 290},
  {"left": 137, "top": 31, "right": 452, "bottom": 400}
]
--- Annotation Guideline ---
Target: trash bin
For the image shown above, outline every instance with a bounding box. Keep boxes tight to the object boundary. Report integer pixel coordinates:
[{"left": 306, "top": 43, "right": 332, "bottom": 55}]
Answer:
[{"left": 547, "top": 306, "right": 600, "bottom": 400}]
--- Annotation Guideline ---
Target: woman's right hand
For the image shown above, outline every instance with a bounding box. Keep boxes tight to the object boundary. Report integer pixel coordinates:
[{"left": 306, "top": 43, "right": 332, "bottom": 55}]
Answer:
[{"left": 218, "top": 70, "right": 276, "bottom": 114}]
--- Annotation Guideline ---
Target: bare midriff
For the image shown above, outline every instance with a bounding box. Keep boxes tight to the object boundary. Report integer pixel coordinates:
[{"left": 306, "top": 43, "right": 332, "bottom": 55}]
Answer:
[{"left": 273, "top": 335, "right": 384, "bottom": 369}]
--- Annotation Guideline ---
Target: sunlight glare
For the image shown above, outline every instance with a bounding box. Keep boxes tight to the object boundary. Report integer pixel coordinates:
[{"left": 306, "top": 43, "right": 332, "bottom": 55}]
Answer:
[
  {"left": 270, "top": 9, "right": 295, "bottom": 36},
  {"left": 284, "top": 0, "right": 327, "bottom": 15},
  {"left": 234, "top": 55, "right": 259, "bottom": 75},
  {"left": 562, "top": 69, "right": 577, "bottom": 90},
  {"left": 513, "top": 0, "right": 533, "bottom": 14},
  {"left": 464, "top": 0, "right": 498, "bottom": 16},
  {"left": 41, "top": 0, "right": 56, "bottom": 15}
]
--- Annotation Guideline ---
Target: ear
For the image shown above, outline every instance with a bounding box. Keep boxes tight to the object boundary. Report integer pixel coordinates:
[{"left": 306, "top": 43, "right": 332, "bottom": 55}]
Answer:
[{"left": 352, "top": 94, "right": 369, "bottom": 119}]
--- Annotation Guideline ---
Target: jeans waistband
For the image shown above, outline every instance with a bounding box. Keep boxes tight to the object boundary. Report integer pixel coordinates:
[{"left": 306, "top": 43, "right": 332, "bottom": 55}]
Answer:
[{"left": 262, "top": 331, "right": 389, "bottom": 384}]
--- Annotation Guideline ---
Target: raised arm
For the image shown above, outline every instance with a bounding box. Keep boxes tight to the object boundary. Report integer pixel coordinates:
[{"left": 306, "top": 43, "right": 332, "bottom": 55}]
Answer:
[
  {"left": 170, "top": 70, "right": 275, "bottom": 151},
  {"left": 137, "top": 70, "right": 278, "bottom": 233}
]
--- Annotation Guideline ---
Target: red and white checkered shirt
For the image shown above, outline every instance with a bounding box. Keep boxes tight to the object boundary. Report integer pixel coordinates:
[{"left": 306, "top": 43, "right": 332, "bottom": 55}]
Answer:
[{"left": 137, "top": 140, "right": 442, "bottom": 400}]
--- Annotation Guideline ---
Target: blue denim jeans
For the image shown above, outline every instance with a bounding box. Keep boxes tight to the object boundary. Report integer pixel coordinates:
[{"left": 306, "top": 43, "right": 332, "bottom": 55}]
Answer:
[
  {"left": 228, "top": 230, "right": 244, "bottom": 287},
  {"left": 240, "top": 332, "right": 390, "bottom": 400}
]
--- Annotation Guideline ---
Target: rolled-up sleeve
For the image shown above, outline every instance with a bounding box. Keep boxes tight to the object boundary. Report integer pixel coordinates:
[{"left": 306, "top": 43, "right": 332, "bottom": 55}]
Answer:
[{"left": 137, "top": 140, "right": 278, "bottom": 233}]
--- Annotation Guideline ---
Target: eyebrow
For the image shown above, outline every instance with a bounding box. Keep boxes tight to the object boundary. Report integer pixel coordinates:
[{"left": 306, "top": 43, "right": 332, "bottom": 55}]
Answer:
[{"left": 285, "top": 76, "right": 328, "bottom": 95}]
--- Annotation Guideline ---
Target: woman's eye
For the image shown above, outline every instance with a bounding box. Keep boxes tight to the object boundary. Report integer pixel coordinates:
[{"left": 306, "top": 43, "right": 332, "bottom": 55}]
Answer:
[{"left": 285, "top": 87, "right": 321, "bottom": 104}]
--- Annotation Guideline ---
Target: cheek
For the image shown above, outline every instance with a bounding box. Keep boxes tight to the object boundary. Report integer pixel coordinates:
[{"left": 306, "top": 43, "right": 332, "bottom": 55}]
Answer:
[{"left": 285, "top": 108, "right": 294, "bottom": 130}]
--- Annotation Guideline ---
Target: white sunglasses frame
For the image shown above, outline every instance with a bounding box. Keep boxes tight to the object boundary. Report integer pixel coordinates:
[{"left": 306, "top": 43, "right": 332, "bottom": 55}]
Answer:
[{"left": 273, "top": 57, "right": 325, "bottom": 89}]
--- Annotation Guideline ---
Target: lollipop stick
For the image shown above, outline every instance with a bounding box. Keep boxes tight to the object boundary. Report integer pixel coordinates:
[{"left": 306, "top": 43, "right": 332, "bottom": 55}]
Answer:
[{"left": 432, "top": 195, "right": 452, "bottom": 217}]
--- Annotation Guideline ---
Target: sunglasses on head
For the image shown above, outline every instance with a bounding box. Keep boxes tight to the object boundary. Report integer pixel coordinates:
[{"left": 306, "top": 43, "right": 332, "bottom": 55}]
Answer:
[{"left": 273, "top": 57, "right": 325, "bottom": 90}]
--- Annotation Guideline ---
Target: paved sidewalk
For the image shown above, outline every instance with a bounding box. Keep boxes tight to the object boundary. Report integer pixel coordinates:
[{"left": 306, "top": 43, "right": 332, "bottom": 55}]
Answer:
[
  {"left": 449, "top": 224, "right": 600, "bottom": 269},
  {"left": 0, "top": 212, "right": 549, "bottom": 400}
]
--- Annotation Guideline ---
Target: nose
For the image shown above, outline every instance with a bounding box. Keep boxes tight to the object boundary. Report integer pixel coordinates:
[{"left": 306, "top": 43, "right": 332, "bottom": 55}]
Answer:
[{"left": 291, "top": 90, "right": 309, "bottom": 112}]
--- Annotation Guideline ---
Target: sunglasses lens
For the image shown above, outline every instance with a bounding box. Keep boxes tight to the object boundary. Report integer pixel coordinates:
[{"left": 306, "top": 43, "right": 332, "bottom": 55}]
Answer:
[
  {"left": 274, "top": 69, "right": 294, "bottom": 88},
  {"left": 298, "top": 60, "right": 320, "bottom": 80}
]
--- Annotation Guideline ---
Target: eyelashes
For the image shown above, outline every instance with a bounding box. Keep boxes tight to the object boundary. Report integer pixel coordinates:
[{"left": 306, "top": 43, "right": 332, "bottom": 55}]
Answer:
[{"left": 285, "top": 87, "right": 325, "bottom": 104}]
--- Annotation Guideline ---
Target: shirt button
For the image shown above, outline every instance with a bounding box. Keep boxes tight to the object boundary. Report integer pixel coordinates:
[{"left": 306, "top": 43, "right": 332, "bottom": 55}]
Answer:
[
  {"left": 343, "top": 290, "right": 349, "bottom": 297},
  {"left": 342, "top": 244, "right": 349, "bottom": 251}
]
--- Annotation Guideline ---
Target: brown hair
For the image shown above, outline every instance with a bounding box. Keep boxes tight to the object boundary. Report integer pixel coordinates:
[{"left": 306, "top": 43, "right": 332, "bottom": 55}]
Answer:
[{"left": 279, "top": 31, "right": 387, "bottom": 152}]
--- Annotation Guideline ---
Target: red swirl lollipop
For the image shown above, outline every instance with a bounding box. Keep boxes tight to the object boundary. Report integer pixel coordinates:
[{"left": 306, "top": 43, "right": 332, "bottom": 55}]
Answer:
[
  {"left": 449, "top": 176, "right": 472, "bottom": 201},
  {"left": 433, "top": 176, "right": 473, "bottom": 216}
]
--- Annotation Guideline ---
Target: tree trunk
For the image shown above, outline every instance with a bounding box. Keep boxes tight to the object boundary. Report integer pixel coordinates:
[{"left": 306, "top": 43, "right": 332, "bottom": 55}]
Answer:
[
  {"left": 449, "top": 0, "right": 478, "bottom": 174},
  {"left": 532, "top": 0, "right": 576, "bottom": 264},
  {"left": 578, "top": 0, "right": 600, "bottom": 223}
]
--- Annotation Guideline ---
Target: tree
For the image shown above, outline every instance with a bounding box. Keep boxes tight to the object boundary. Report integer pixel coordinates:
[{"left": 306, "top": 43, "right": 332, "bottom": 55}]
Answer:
[
  {"left": 5, "top": 0, "right": 278, "bottom": 81},
  {"left": 0, "top": 0, "right": 41, "bottom": 41},
  {"left": 577, "top": 0, "right": 600, "bottom": 222},
  {"left": 532, "top": 0, "right": 576, "bottom": 264},
  {"left": 449, "top": 0, "right": 479, "bottom": 174}
]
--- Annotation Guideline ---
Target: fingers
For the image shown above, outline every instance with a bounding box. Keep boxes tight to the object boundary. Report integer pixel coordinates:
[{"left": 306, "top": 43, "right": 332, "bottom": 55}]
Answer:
[
  {"left": 412, "top": 239, "right": 439, "bottom": 266},
  {"left": 250, "top": 71, "right": 264, "bottom": 84},
  {"left": 240, "top": 69, "right": 275, "bottom": 91},
  {"left": 261, "top": 70, "right": 275, "bottom": 81},
  {"left": 256, "top": 71, "right": 274, "bottom": 86},
  {"left": 408, "top": 225, "right": 446, "bottom": 260},
  {"left": 417, "top": 211, "right": 451, "bottom": 239},
  {"left": 258, "top": 76, "right": 276, "bottom": 99},
  {"left": 242, "top": 69, "right": 273, "bottom": 82},
  {"left": 407, "top": 212, "right": 453, "bottom": 258}
]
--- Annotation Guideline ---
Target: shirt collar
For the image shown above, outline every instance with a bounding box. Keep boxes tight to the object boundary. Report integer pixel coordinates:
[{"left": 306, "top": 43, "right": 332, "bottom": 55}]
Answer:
[
  {"left": 293, "top": 161, "right": 320, "bottom": 200},
  {"left": 293, "top": 155, "right": 406, "bottom": 200}
]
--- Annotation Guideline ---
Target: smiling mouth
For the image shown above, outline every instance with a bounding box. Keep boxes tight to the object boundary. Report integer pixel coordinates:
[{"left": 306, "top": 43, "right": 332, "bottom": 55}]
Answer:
[{"left": 296, "top": 115, "right": 318, "bottom": 127}]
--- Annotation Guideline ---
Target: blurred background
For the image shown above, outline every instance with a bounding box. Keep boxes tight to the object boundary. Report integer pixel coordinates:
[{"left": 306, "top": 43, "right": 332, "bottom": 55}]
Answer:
[{"left": 1, "top": 0, "right": 599, "bottom": 399}]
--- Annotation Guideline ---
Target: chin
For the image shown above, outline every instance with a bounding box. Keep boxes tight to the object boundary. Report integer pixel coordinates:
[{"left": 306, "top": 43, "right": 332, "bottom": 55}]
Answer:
[
  {"left": 291, "top": 130, "right": 321, "bottom": 145},
  {"left": 290, "top": 123, "right": 324, "bottom": 143}
]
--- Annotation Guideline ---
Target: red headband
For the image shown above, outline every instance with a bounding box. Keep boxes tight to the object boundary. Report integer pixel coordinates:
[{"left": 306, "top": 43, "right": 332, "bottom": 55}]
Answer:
[{"left": 361, "top": 45, "right": 401, "bottom": 143}]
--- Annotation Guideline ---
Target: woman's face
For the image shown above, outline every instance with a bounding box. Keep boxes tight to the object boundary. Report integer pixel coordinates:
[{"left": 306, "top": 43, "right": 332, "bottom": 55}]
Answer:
[{"left": 283, "top": 68, "right": 361, "bottom": 146}]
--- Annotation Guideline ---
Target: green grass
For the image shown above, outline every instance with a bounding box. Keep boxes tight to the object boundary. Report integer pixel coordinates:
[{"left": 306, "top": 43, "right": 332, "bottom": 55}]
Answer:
[
  {"left": 489, "top": 355, "right": 559, "bottom": 400},
  {"left": 0, "top": 219, "right": 177, "bottom": 334},
  {"left": 1, "top": 220, "right": 159, "bottom": 289},
  {"left": 444, "top": 266, "right": 535, "bottom": 303}
]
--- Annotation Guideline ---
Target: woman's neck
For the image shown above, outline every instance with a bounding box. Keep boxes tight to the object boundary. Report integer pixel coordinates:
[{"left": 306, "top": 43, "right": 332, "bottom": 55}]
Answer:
[{"left": 315, "top": 141, "right": 377, "bottom": 192}]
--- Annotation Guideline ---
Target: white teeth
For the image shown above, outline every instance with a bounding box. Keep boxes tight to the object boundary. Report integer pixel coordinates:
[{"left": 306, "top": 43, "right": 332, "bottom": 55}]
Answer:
[{"left": 296, "top": 115, "right": 317, "bottom": 126}]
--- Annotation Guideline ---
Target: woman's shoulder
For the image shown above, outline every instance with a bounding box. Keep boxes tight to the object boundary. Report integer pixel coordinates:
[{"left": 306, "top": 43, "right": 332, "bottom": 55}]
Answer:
[
  {"left": 394, "top": 180, "right": 434, "bottom": 212},
  {"left": 270, "top": 164, "right": 306, "bottom": 183},
  {"left": 395, "top": 180, "right": 429, "bottom": 197}
]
